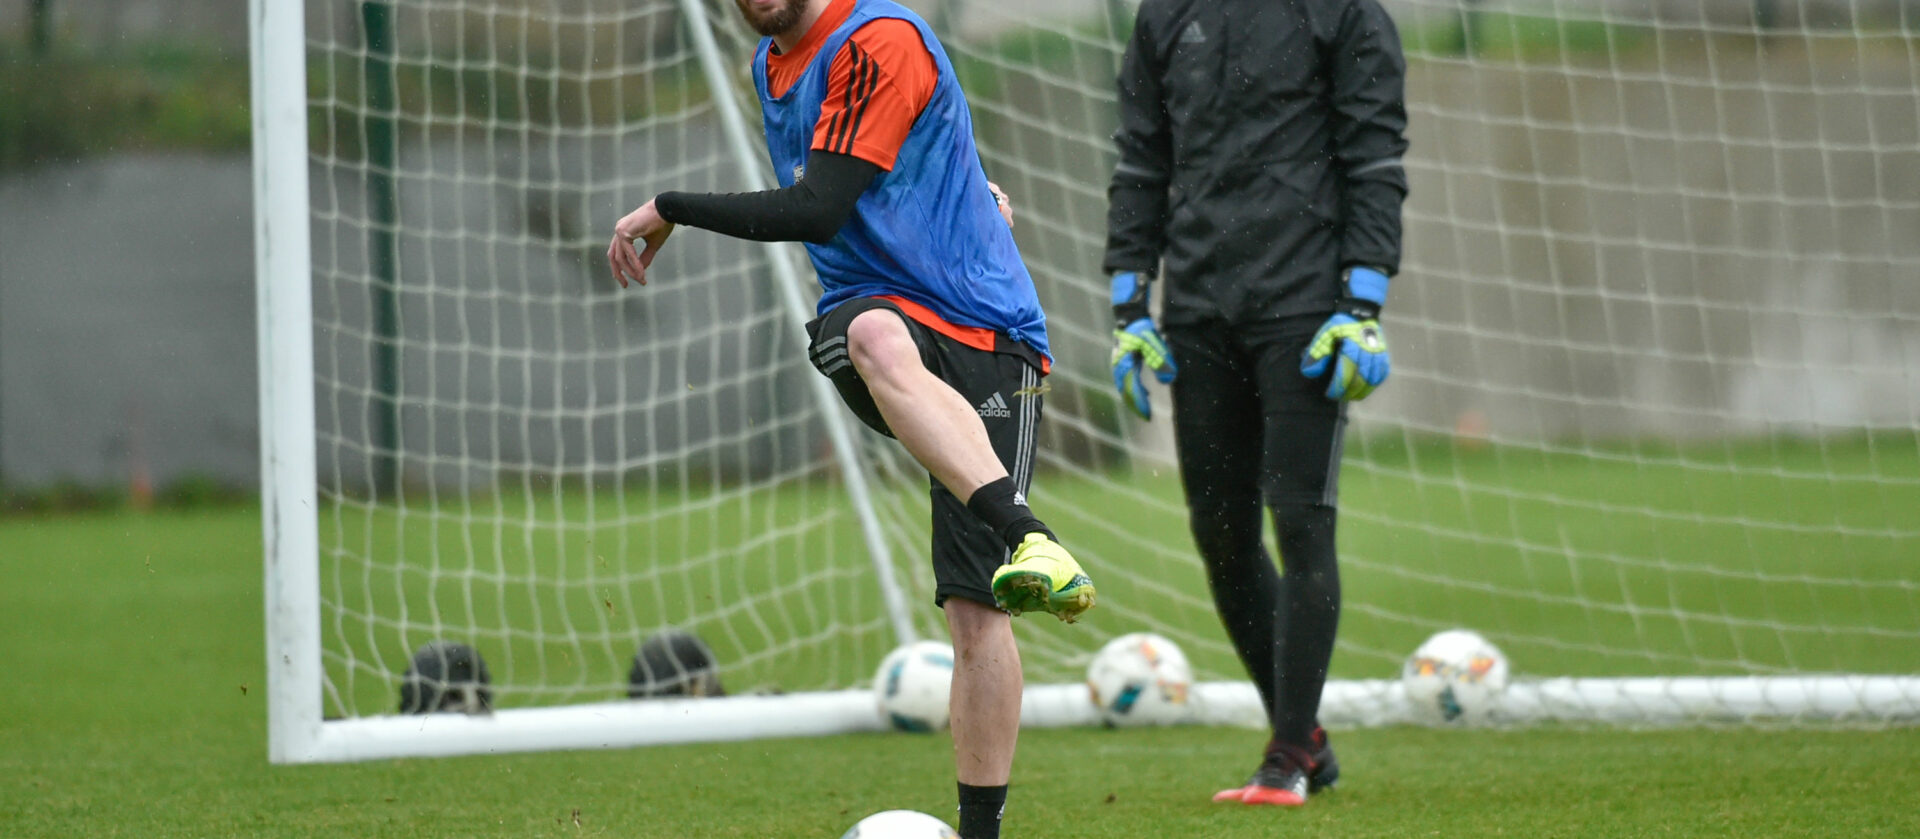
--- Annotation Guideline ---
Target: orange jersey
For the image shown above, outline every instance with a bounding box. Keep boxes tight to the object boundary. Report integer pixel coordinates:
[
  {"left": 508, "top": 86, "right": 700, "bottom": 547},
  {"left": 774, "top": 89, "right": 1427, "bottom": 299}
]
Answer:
[{"left": 764, "top": 3, "right": 937, "bottom": 171}]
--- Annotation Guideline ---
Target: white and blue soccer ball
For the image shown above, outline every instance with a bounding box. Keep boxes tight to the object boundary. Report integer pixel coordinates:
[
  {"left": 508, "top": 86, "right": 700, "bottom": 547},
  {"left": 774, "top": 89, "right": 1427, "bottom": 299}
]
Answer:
[
  {"left": 874, "top": 640, "right": 955, "bottom": 732},
  {"left": 1086, "top": 632, "right": 1194, "bottom": 727},
  {"left": 1400, "top": 628, "right": 1511, "bottom": 725},
  {"left": 840, "top": 809, "right": 958, "bottom": 839}
]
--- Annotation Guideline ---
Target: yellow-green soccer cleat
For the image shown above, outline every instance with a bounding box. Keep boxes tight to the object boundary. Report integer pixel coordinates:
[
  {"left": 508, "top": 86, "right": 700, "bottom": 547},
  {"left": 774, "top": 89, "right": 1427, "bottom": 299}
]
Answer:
[{"left": 991, "top": 533, "right": 1096, "bottom": 622}]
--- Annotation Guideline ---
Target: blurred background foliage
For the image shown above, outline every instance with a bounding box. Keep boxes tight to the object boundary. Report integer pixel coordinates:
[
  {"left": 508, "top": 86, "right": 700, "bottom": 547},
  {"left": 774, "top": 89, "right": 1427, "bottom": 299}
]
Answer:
[
  {"left": 0, "top": 42, "right": 249, "bottom": 171},
  {"left": 0, "top": 3, "right": 1654, "bottom": 174},
  {"left": 9, "top": 0, "right": 1911, "bottom": 174}
]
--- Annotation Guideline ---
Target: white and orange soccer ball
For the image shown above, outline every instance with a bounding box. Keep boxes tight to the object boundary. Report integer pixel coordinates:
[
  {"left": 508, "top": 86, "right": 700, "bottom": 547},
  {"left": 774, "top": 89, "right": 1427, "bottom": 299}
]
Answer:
[
  {"left": 873, "top": 641, "right": 955, "bottom": 732},
  {"left": 1086, "top": 632, "right": 1194, "bottom": 727},
  {"left": 1401, "top": 628, "right": 1510, "bottom": 725}
]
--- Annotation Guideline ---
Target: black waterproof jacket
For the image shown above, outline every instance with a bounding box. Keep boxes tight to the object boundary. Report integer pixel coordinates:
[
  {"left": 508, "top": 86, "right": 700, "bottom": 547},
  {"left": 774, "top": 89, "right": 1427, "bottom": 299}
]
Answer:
[{"left": 1103, "top": 0, "right": 1409, "bottom": 327}]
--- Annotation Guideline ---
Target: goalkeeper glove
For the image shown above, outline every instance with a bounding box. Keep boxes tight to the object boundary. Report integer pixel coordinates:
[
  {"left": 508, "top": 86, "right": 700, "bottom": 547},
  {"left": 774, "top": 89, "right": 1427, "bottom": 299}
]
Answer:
[
  {"left": 1109, "top": 271, "right": 1177, "bottom": 420},
  {"left": 1300, "top": 266, "right": 1392, "bottom": 401}
]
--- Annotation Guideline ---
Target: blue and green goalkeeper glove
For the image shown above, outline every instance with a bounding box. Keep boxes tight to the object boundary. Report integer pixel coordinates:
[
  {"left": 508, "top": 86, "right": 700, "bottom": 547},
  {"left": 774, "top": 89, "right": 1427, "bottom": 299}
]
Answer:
[
  {"left": 1300, "top": 266, "right": 1392, "bottom": 401},
  {"left": 1109, "top": 271, "right": 1177, "bottom": 420}
]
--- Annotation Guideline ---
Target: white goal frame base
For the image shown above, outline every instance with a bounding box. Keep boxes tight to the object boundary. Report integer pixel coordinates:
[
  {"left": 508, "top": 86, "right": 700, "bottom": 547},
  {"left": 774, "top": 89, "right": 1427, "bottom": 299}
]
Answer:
[
  {"left": 270, "top": 677, "right": 1920, "bottom": 764},
  {"left": 1197, "top": 676, "right": 1920, "bottom": 729}
]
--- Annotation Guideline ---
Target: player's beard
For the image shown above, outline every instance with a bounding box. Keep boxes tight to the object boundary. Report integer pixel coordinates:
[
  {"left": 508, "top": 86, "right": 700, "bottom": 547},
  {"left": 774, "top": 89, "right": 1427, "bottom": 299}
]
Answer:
[{"left": 734, "top": 0, "right": 807, "bottom": 38}]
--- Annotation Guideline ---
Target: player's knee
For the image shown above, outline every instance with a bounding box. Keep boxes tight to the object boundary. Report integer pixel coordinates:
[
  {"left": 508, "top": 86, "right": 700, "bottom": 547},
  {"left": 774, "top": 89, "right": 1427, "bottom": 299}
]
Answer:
[
  {"left": 1185, "top": 494, "right": 1264, "bottom": 566},
  {"left": 1268, "top": 501, "right": 1332, "bottom": 536},
  {"left": 943, "top": 597, "right": 1014, "bottom": 653},
  {"left": 1270, "top": 502, "right": 1338, "bottom": 576},
  {"left": 845, "top": 309, "right": 919, "bottom": 385}
]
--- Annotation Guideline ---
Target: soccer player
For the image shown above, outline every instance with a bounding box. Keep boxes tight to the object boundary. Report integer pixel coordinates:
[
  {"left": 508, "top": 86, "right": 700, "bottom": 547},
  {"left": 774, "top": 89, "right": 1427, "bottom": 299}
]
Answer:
[
  {"left": 1102, "top": 0, "right": 1410, "bottom": 807},
  {"left": 606, "top": 1, "right": 1093, "bottom": 836}
]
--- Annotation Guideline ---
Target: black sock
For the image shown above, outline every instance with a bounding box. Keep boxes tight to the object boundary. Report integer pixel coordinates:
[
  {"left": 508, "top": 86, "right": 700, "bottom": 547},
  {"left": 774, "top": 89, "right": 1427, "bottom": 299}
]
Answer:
[
  {"left": 956, "top": 782, "right": 1007, "bottom": 839},
  {"left": 965, "top": 477, "right": 1053, "bottom": 550}
]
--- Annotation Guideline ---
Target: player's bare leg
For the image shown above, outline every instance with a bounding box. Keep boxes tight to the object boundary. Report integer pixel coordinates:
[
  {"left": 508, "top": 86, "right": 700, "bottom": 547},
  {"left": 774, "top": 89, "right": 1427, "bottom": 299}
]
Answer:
[
  {"left": 844, "top": 309, "right": 1006, "bottom": 497},
  {"left": 846, "top": 309, "right": 1095, "bottom": 621},
  {"left": 944, "top": 596, "right": 1020, "bottom": 838},
  {"left": 944, "top": 597, "right": 1021, "bottom": 785}
]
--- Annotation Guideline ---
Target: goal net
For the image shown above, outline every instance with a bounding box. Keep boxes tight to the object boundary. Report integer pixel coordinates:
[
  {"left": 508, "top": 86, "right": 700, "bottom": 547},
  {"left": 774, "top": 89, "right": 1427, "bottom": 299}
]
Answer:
[{"left": 255, "top": 0, "right": 1920, "bottom": 761}]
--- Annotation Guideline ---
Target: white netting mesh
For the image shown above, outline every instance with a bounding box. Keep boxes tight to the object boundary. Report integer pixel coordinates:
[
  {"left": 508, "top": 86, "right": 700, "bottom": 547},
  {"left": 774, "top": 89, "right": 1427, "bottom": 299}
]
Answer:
[
  {"left": 302, "top": 0, "right": 1920, "bottom": 726},
  {"left": 307, "top": 0, "right": 907, "bottom": 714}
]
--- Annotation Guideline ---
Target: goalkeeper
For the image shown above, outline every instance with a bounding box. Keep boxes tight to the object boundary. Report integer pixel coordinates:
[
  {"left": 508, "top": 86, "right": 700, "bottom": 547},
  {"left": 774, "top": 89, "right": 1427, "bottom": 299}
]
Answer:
[
  {"left": 607, "top": 1, "right": 1091, "bottom": 837},
  {"left": 1103, "top": 0, "right": 1409, "bottom": 809}
]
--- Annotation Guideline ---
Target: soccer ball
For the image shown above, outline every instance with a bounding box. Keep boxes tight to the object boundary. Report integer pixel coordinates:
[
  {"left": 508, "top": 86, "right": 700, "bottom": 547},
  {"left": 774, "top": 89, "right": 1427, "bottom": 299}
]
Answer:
[
  {"left": 1085, "top": 632, "right": 1194, "bottom": 727},
  {"left": 627, "top": 628, "right": 726, "bottom": 698},
  {"left": 398, "top": 640, "right": 493, "bottom": 714},
  {"left": 1400, "top": 629, "right": 1510, "bottom": 725},
  {"left": 840, "top": 810, "right": 959, "bottom": 839},
  {"left": 873, "top": 640, "right": 955, "bottom": 732}
]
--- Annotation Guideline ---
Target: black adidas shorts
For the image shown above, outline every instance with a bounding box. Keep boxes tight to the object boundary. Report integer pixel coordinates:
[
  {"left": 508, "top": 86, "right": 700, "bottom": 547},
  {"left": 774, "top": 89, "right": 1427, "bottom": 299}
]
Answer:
[{"left": 806, "top": 297, "right": 1046, "bottom": 608}]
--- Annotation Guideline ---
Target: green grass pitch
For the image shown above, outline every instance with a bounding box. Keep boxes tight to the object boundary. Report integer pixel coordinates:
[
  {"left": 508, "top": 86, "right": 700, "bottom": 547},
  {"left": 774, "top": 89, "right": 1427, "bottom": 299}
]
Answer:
[{"left": 5, "top": 437, "right": 1920, "bottom": 836}]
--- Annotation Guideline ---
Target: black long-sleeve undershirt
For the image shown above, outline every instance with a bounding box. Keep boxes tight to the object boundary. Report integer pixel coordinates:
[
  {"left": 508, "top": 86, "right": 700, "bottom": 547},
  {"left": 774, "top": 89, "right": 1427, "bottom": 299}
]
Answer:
[{"left": 654, "top": 149, "right": 881, "bottom": 245}]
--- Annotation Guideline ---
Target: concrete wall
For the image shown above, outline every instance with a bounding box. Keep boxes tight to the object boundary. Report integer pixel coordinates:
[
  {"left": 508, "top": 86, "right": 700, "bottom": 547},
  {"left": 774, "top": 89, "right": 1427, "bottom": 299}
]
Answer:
[
  {"left": 0, "top": 126, "right": 828, "bottom": 490},
  {"left": 1382, "top": 35, "right": 1920, "bottom": 439},
  {"left": 963, "top": 22, "right": 1920, "bottom": 444},
  {"left": 0, "top": 155, "right": 258, "bottom": 488}
]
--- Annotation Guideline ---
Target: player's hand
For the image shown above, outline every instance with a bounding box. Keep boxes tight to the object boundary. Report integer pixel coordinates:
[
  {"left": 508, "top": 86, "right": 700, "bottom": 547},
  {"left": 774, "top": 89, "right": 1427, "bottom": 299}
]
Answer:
[
  {"left": 1300, "top": 313, "right": 1388, "bottom": 401},
  {"left": 1108, "top": 271, "right": 1176, "bottom": 420},
  {"left": 988, "top": 181, "right": 1013, "bottom": 229},
  {"left": 1300, "top": 266, "right": 1392, "bottom": 401},
  {"left": 608, "top": 199, "right": 676, "bottom": 288},
  {"left": 1113, "top": 319, "right": 1177, "bottom": 419}
]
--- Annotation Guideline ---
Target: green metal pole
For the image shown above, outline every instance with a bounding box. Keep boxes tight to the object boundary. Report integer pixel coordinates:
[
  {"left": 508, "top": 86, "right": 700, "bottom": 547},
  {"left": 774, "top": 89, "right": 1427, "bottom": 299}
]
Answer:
[
  {"left": 1460, "top": 0, "right": 1486, "bottom": 58},
  {"left": 29, "top": 0, "right": 51, "bottom": 57},
  {"left": 930, "top": 0, "right": 959, "bottom": 40},
  {"left": 1104, "top": 0, "right": 1129, "bottom": 41},
  {"left": 362, "top": 0, "right": 401, "bottom": 497}
]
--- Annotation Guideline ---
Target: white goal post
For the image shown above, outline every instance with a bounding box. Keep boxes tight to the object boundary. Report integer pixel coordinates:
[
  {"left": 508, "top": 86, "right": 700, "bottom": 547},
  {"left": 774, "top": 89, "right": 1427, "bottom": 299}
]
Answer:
[{"left": 256, "top": 0, "right": 1920, "bottom": 763}]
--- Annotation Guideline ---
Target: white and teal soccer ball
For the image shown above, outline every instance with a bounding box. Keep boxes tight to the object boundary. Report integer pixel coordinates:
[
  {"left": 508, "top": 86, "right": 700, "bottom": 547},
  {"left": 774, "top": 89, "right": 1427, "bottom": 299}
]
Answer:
[
  {"left": 840, "top": 809, "right": 958, "bottom": 839},
  {"left": 1086, "top": 632, "right": 1194, "bottom": 727},
  {"left": 874, "top": 641, "right": 955, "bottom": 732},
  {"left": 1400, "top": 629, "right": 1510, "bottom": 725}
]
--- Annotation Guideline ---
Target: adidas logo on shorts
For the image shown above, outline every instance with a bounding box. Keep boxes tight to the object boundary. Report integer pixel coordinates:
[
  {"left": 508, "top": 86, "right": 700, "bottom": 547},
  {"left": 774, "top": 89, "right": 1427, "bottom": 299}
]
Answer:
[{"left": 976, "top": 392, "right": 1012, "bottom": 418}]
